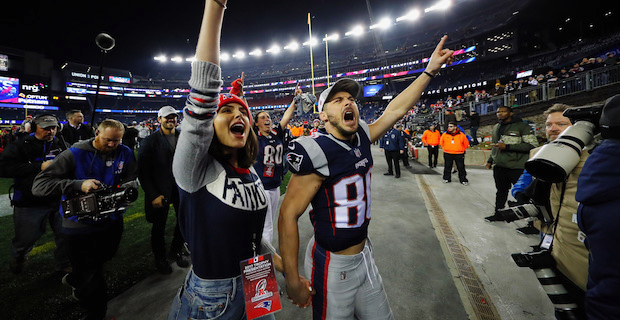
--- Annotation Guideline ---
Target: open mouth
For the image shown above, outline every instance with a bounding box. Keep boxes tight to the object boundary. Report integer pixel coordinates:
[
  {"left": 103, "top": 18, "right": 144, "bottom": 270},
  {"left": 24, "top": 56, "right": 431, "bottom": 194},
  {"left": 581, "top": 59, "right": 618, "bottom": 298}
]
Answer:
[
  {"left": 344, "top": 110, "right": 355, "bottom": 121},
  {"left": 230, "top": 122, "right": 246, "bottom": 136}
]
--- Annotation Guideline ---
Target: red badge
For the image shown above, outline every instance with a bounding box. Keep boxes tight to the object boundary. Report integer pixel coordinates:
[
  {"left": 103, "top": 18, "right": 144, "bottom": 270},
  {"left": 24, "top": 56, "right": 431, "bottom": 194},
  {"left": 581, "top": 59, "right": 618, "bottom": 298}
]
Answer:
[
  {"left": 240, "top": 253, "right": 282, "bottom": 319},
  {"left": 263, "top": 163, "right": 275, "bottom": 178}
]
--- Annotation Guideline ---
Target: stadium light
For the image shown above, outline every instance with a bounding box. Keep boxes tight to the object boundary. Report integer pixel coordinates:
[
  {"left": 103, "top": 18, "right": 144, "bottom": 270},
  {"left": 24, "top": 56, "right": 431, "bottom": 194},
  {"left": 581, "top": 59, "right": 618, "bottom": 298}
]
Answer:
[
  {"left": 185, "top": 56, "right": 195, "bottom": 62},
  {"left": 284, "top": 41, "right": 300, "bottom": 51},
  {"left": 221, "top": 52, "right": 230, "bottom": 61},
  {"left": 266, "top": 45, "right": 281, "bottom": 54},
  {"left": 425, "top": 0, "right": 451, "bottom": 13},
  {"left": 233, "top": 51, "right": 245, "bottom": 59},
  {"left": 171, "top": 56, "right": 183, "bottom": 63},
  {"left": 397, "top": 9, "right": 420, "bottom": 22},
  {"left": 249, "top": 48, "right": 263, "bottom": 56},
  {"left": 369, "top": 17, "right": 392, "bottom": 30},
  {"left": 323, "top": 33, "right": 339, "bottom": 42},
  {"left": 303, "top": 38, "right": 318, "bottom": 47},
  {"left": 154, "top": 55, "right": 167, "bottom": 63},
  {"left": 345, "top": 25, "right": 365, "bottom": 37}
]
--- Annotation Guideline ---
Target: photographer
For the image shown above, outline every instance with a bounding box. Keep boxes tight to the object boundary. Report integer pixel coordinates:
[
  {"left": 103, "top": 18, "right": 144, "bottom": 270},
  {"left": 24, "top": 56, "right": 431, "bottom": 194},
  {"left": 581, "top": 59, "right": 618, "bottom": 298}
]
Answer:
[
  {"left": 576, "top": 95, "right": 620, "bottom": 319},
  {"left": 32, "top": 119, "right": 137, "bottom": 320},
  {"left": 0, "top": 114, "right": 70, "bottom": 274}
]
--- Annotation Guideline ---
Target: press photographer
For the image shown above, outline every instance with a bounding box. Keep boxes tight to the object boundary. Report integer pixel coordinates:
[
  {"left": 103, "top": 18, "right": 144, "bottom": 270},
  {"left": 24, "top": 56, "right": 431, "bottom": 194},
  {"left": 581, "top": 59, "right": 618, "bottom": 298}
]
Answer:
[
  {"left": 576, "top": 94, "right": 620, "bottom": 320},
  {"left": 32, "top": 119, "right": 138, "bottom": 320},
  {"left": 511, "top": 104, "right": 594, "bottom": 320}
]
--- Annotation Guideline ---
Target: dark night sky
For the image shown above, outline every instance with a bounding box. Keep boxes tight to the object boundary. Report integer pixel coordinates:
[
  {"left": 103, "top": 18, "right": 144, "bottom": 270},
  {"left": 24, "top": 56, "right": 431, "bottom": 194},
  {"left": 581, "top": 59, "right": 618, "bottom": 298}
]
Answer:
[{"left": 2, "top": 0, "right": 614, "bottom": 75}]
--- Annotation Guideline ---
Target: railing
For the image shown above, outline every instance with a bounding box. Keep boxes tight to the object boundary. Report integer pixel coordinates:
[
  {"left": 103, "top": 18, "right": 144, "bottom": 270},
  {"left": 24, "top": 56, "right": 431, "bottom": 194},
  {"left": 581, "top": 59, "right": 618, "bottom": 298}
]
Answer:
[{"left": 468, "top": 64, "right": 620, "bottom": 115}]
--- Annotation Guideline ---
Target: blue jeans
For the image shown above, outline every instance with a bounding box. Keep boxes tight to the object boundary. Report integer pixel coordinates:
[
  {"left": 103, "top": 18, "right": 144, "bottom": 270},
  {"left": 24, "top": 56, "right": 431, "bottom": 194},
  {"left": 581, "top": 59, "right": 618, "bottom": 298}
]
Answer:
[{"left": 169, "top": 269, "right": 275, "bottom": 320}]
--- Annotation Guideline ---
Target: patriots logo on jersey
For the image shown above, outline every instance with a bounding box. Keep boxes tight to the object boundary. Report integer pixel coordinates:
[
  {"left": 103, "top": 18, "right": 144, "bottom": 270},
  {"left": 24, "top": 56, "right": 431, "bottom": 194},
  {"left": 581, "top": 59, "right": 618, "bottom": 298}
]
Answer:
[
  {"left": 287, "top": 152, "right": 303, "bottom": 172},
  {"left": 354, "top": 148, "right": 361, "bottom": 158},
  {"left": 254, "top": 300, "right": 272, "bottom": 311}
]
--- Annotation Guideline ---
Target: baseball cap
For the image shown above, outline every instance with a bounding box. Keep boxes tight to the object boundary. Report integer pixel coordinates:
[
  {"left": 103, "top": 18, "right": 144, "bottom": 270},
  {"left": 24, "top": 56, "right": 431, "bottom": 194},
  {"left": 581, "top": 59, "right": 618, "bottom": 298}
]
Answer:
[
  {"left": 158, "top": 106, "right": 178, "bottom": 118},
  {"left": 317, "top": 78, "right": 361, "bottom": 113},
  {"left": 35, "top": 115, "right": 59, "bottom": 129}
]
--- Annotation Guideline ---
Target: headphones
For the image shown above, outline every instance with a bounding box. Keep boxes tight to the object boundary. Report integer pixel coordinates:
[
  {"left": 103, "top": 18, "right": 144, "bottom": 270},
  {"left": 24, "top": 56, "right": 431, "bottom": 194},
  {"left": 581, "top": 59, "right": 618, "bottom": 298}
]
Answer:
[{"left": 31, "top": 113, "right": 62, "bottom": 132}]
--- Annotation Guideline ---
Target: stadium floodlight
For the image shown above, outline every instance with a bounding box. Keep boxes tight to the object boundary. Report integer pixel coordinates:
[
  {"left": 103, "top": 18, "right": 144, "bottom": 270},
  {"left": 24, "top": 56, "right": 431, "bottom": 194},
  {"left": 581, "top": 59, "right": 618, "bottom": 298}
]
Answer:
[
  {"left": 323, "top": 33, "right": 339, "bottom": 41},
  {"left": 185, "top": 56, "right": 195, "bottom": 62},
  {"left": 221, "top": 52, "right": 230, "bottom": 61},
  {"left": 424, "top": 0, "right": 451, "bottom": 13},
  {"left": 171, "top": 56, "right": 183, "bottom": 63},
  {"left": 249, "top": 48, "right": 263, "bottom": 56},
  {"left": 233, "top": 51, "right": 246, "bottom": 59},
  {"left": 154, "top": 55, "right": 167, "bottom": 63},
  {"left": 266, "top": 45, "right": 281, "bottom": 54},
  {"left": 397, "top": 9, "right": 421, "bottom": 22},
  {"left": 284, "top": 41, "right": 300, "bottom": 51},
  {"left": 369, "top": 17, "right": 392, "bottom": 30},
  {"left": 345, "top": 25, "right": 364, "bottom": 37},
  {"left": 303, "top": 38, "right": 318, "bottom": 47}
]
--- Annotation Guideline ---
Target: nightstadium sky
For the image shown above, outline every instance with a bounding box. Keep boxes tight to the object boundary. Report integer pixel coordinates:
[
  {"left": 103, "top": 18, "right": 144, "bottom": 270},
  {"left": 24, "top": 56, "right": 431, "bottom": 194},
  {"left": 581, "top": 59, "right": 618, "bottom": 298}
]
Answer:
[{"left": 2, "top": 0, "right": 612, "bottom": 75}]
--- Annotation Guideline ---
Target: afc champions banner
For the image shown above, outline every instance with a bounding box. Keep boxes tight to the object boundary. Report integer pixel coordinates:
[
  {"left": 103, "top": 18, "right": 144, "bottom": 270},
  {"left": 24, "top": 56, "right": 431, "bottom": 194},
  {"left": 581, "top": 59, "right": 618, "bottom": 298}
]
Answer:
[
  {"left": 240, "top": 253, "right": 282, "bottom": 319},
  {"left": 0, "top": 76, "right": 19, "bottom": 103}
]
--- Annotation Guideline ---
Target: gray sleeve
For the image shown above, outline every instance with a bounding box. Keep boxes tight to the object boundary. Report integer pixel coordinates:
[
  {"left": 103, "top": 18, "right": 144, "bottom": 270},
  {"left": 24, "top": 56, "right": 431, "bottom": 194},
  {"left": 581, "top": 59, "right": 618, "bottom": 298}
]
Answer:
[
  {"left": 32, "top": 149, "right": 81, "bottom": 196},
  {"left": 172, "top": 61, "right": 223, "bottom": 193}
]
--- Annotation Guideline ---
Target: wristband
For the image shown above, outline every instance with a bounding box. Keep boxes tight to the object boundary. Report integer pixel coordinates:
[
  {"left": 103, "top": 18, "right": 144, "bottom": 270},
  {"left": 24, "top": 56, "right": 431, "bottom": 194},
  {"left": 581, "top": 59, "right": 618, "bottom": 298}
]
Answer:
[{"left": 423, "top": 71, "right": 435, "bottom": 78}]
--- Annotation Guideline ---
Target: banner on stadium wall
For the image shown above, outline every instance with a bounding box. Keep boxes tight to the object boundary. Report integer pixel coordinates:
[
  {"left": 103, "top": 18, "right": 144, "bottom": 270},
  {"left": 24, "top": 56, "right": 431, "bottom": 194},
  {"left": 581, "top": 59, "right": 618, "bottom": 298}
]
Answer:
[{"left": 0, "top": 76, "right": 19, "bottom": 103}]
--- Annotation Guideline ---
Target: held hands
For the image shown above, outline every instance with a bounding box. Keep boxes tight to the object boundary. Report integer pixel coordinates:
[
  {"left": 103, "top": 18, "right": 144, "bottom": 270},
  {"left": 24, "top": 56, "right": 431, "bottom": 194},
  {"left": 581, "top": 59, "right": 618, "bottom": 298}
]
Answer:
[
  {"left": 485, "top": 163, "right": 492, "bottom": 170},
  {"left": 400, "top": 150, "right": 404, "bottom": 154},
  {"left": 152, "top": 195, "right": 166, "bottom": 208},
  {"left": 286, "top": 276, "right": 315, "bottom": 308},
  {"left": 494, "top": 142, "right": 507, "bottom": 150},
  {"left": 425, "top": 36, "right": 454, "bottom": 76},
  {"left": 81, "top": 179, "right": 101, "bottom": 193}
]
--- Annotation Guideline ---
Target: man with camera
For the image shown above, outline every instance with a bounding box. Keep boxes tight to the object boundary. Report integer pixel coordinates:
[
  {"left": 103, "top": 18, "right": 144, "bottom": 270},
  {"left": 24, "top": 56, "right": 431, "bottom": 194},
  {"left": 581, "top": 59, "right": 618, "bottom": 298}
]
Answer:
[
  {"left": 484, "top": 106, "right": 538, "bottom": 222},
  {"left": 33, "top": 119, "right": 137, "bottom": 320},
  {"left": 138, "top": 106, "right": 189, "bottom": 274},
  {"left": 576, "top": 95, "right": 620, "bottom": 319},
  {"left": 0, "top": 114, "right": 70, "bottom": 274}
]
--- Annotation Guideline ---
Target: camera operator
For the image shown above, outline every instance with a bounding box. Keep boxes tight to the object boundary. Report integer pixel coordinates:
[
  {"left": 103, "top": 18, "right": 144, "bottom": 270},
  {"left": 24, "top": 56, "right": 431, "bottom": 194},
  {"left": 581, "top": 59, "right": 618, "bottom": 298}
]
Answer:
[
  {"left": 0, "top": 114, "right": 70, "bottom": 274},
  {"left": 32, "top": 119, "right": 137, "bottom": 320},
  {"left": 539, "top": 104, "right": 590, "bottom": 319},
  {"left": 576, "top": 94, "right": 620, "bottom": 319}
]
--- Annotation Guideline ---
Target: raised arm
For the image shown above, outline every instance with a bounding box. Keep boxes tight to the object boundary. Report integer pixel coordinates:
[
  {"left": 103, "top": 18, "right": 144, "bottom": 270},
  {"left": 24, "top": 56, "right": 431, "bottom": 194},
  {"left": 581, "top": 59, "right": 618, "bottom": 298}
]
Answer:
[
  {"left": 172, "top": 0, "right": 226, "bottom": 193},
  {"left": 278, "top": 172, "right": 322, "bottom": 307},
  {"left": 368, "top": 36, "right": 454, "bottom": 142},
  {"left": 279, "top": 84, "right": 302, "bottom": 130}
]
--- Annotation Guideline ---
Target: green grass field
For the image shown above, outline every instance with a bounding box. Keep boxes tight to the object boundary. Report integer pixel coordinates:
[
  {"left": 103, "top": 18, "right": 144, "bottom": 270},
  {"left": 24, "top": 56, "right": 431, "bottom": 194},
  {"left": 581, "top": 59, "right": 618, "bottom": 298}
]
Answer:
[{"left": 0, "top": 177, "right": 12, "bottom": 195}]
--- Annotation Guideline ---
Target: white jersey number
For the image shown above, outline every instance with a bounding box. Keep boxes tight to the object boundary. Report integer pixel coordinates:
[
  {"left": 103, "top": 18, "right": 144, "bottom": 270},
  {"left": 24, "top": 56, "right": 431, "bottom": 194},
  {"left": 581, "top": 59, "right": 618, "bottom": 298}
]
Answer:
[
  {"left": 332, "top": 171, "right": 371, "bottom": 228},
  {"left": 263, "top": 144, "right": 283, "bottom": 165}
]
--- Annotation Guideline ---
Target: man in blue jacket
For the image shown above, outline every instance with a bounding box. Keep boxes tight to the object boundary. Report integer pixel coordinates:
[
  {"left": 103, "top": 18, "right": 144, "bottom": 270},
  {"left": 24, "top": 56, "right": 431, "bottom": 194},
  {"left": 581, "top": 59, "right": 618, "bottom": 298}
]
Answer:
[
  {"left": 380, "top": 123, "right": 405, "bottom": 178},
  {"left": 33, "top": 119, "right": 137, "bottom": 320}
]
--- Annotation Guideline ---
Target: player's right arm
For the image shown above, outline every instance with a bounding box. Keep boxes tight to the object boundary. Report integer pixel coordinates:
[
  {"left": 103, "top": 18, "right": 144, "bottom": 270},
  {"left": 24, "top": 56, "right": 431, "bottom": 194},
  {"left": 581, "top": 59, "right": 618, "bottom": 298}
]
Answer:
[{"left": 278, "top": 172, "right": 322, "bottom": 307}]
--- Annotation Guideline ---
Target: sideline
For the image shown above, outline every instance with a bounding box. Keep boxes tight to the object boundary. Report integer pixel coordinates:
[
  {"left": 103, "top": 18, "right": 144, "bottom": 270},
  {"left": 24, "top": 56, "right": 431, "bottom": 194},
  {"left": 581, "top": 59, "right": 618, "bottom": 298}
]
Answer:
[{"left": 417, "top": 174, "right": 501, "bottom": 320}]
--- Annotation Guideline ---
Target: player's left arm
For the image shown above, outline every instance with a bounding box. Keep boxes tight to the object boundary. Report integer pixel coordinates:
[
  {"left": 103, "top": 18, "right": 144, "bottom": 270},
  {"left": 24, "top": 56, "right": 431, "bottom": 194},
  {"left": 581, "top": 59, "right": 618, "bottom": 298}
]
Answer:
[
  {"left": 368, "top": 36, "right": 454, "bottom": 142},
  {"left": 278, "top": 172, "right": 322, "bottom": 307}
]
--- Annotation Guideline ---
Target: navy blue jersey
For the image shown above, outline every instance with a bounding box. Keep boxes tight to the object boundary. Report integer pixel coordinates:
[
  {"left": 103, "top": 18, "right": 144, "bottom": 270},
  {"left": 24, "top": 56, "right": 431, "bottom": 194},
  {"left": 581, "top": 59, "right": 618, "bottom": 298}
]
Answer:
[
  {"left": 286, "top": 121, "right": 373, "bottom": 252},
  {"left": 254, "top": 125, "right": 286, "bottom": 190}
]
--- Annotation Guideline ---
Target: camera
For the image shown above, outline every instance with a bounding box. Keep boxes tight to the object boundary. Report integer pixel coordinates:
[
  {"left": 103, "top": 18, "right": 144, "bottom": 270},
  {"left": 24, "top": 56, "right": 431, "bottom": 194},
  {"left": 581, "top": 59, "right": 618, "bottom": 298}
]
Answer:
[
  {"left": 525, "top": 105, "right": 602, "bottom": 183},
  {"left": 512, "top": 248, "right": 581, "bottom": 320},
  {"left": 498, "top": 203, "right": 552, "bottom": 224},
  {"left": 62, "top": 185, "right": 139, "bottom": 221}
]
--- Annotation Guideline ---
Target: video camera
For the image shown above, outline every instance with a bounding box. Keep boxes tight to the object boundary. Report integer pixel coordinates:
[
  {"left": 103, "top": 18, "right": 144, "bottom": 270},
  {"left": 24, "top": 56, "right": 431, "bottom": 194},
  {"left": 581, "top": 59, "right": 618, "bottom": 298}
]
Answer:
[
  {"left": 62, "top": 185, "right": 138, "bottom": 221},
  {"left": 526, "top": 105, "right": 602, "bottom": 183}
]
